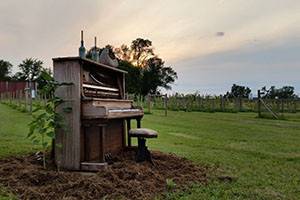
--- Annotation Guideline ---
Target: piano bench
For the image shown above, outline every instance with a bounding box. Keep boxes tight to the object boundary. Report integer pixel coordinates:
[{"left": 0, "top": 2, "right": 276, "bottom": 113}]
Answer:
[{"left": 128, "top": 128, "right": 158, "bottom": 163}]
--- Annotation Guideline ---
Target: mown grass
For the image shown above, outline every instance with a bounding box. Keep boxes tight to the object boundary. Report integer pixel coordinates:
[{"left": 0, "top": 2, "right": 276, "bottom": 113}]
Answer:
[
  {"left": 0, "top": 103, "right": 300, "bottom": 199},
  {"left": 142, "top": 111, "right": 300, "bottom": 199},
  {"left": 0, "top": 104, "right": 39, "bottom": 158}
]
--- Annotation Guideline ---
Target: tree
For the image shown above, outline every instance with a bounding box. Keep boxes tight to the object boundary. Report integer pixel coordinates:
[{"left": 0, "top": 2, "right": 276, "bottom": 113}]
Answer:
[
  {"left": 119, "top": 58, "right": 177, "bottom": 96},
  {"left": 261, "top": 86, "right": 297, "bottom": 99},
  {"left": 141, "top": 57, "right": 177, "bottom": 96},
  {"left": 36, "top": 68, "right": 54, "bottom": 92},
  {"left": 115, "top": 38, "right": 155, "bottom": 67},
  {"left": 17, "top": 58, "right": 43, "bottom": 81},
  {"left": 114, "top": 44, "right": 131, "bottom": 61},
  {"left": 225, "top": 84, "right": 251, "bottom": 98},
  {"left": 11, "top": 72, "right": 26, "bottom": 81},
  {"left": 0, "top": 60, "right": 13, "bottom": 80},
  {"left": 130, "top": 38, "right": 154, "bottom": 67},
  {"left": 118, "top": 60, "right": 142, "bottom": 95}
]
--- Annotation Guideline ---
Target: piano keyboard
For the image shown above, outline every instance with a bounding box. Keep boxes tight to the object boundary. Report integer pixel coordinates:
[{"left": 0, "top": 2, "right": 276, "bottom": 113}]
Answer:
[
  {"left": 108, "top": 109, "right": 141, "bottom": 113},
  {"left": 83, "top": 83, "right": 119, "bottom": 92}
]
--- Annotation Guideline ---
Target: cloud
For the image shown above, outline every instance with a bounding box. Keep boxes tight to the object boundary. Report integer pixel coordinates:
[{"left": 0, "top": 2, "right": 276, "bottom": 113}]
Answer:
[
  {"left": 0, "top": 0, "right": 299, "bottom": 94},
  {"left": 216, "top": 32, "right": 225, "bottom": 37},
  {"left": 171, "top": 37, "right": 300, "bottom": 94}
]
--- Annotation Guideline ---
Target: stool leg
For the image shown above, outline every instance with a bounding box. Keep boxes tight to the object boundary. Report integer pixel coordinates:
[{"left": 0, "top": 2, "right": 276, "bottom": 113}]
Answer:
[
  {"left": 136, "top": 138, "right": 153, "bottom": 164},
  {"left": 137, "top": 118, "right": 141, "bottom": 128},
  {"left": 136, "top": 138, "right": 146, "bottom": 162}
]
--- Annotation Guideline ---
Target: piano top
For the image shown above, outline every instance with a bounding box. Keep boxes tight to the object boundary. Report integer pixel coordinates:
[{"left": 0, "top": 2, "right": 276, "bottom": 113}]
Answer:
[{"left": 53, "top": 56, "right": 128, "bottom": 74}]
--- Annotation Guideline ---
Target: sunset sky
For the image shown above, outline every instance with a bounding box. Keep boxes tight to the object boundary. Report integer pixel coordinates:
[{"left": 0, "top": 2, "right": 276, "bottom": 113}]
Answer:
[{"left": 0, "top": 0, "right": 299, "bottom": 95}]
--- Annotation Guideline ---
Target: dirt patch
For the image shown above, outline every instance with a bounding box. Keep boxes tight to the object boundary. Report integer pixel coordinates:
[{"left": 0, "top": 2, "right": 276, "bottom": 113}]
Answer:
[{"left": 0, "top": 151, "right": 209, "bottom": 200}]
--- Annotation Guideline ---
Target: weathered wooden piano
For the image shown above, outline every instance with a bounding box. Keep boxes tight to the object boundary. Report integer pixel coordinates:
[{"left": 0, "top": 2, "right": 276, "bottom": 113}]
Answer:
[{"left": 53, "top": 57, "right": 144, "bottom": 171}]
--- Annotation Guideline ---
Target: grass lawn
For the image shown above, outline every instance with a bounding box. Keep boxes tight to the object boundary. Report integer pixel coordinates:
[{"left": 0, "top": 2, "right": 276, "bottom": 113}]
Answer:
[
  {"left": 0, "top": 103, "right": 300, "bottom": 199},
  {"left": 0, "top": 104, "right": 38, "bottom": 158}
]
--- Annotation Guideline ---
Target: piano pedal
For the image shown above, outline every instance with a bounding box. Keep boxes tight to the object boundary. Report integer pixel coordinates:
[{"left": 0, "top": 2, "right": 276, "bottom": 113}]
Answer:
[{"left": 104, "top": 153, "right": 114, "bottom": 164}]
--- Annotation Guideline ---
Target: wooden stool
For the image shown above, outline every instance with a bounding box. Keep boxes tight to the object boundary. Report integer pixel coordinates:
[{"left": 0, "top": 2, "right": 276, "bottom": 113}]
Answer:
[{"left": 128, "top": 128, "right": 158, "bottom": 163}]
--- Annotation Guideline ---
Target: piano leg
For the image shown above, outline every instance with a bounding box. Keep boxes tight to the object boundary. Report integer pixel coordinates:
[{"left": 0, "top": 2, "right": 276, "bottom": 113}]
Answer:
[
  {"left": 126, "top": 119, "right": 131, "bottom": 147},
  {"left": 100, "top": 125, "right": 105, "bottom": 162},
  {"left": 51, "top": 139, "right": 55, "bottom": 159},
  {"left": 137, "top": 118, "right": 141, "bottom": 128}
]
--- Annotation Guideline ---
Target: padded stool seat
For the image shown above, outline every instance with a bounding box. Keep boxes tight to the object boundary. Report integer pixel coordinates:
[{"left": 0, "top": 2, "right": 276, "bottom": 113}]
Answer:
[
  {"left": 128, "top": 128, "right": 158, "bottom": 163},
  {"left": 129, "top": 128, "right": 158, "bottom": 138}
]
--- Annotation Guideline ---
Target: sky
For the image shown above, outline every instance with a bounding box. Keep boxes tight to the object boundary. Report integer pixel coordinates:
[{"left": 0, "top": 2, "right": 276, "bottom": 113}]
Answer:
[{"left": 0, "top": 0, "right": 299, "bottom": 95}]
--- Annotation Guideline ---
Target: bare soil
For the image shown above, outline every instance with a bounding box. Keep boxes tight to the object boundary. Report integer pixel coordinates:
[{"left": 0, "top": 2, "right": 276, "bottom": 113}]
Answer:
[{"left": 0, "top": 151, "right": 209, "bottom": 200}]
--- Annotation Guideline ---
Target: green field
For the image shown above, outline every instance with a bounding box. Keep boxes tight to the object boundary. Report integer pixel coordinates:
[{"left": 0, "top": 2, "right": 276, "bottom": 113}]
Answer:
[{"left": 0, "top": 103, "right": 300, "bottom": 199}]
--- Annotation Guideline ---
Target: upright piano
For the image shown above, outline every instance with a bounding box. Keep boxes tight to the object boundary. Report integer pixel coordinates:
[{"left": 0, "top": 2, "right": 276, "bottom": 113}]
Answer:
[{"left": 53, "top": 57, "right": 143, "bottom": 171}]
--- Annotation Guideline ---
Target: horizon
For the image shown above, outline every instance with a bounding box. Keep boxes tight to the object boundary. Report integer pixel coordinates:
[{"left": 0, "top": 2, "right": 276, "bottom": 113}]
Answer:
[{"left": 1, "top": 0, "right": 299, "bottom": 95}]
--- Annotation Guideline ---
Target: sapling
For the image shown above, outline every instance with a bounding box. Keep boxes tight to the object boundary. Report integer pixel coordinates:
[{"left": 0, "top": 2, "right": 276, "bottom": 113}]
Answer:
[{"left": 27, "top": 73, "right": 71, "bottom": 169}]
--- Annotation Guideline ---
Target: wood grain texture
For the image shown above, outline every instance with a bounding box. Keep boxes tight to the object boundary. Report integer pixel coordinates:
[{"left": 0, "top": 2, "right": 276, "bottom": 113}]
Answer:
[
  {"left": 84, "top": 126, "right": 103, "bottom": 162},
  {"left": 104, "top": 119, "right": 124, "bottom": 155},
  {"left": 54, "top": 60, "right": 81, "bottom": 170}
]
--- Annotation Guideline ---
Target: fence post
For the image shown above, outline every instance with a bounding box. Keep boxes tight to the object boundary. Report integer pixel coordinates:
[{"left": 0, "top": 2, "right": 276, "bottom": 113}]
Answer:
[
  {"left": 276, "top": 99, "right": 280, "bottom": 113},
  {"left": 239, "top": 97, "right": 243, "bottom": 112},
  {"left": 29, "top": 81, "right": 33, "bottom": 114},
  {"left": 211, "top": 98, "right": 215, "bottom": 111},
  {"left": 147, "top": 95, "right": 151, "bottom": 114},
  {"left": 25, "top": 84, "right": 29, "bottom": 112},
  {"left": 257, "top": 90, "right": 261, "bottom": 118},
  {"left": 18, "top": 90, "right": 21, "bottom": 108},
  {"left": 164, "top": 94, "right": 168, "bottom": 117},
  {"left": 12, "top": 91, "right": 15, "bottom": 105},
  {"left": 220, "top": 95, "right": 224, "bottom": 111}
]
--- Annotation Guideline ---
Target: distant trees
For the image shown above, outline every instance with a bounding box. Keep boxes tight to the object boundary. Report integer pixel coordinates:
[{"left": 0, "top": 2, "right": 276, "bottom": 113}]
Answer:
[
  {"left": 261, "top": 86, "right": 298, "bottom": 99},
  {"left": 225, "top": 84, "right": 251, "bottom": 99},
  {"left": 15, "top": 58, "right": 43, "bottom": 81},
  {"left": 0, "top": 60, "right": 13, "bottom": 80},
  {"left": 224, "top": 84, "right": 298, "bottom": 99},
  {"left": 1, "top": 58, "right": 52, "bottom": 92}
]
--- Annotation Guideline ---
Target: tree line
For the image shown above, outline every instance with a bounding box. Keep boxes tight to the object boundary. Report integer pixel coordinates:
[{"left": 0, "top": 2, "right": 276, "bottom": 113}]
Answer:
[
  {"left": 225, "top": 84, "right": 298, "bottom": 99},
  {"left": 0, "top": 36, "right": 298, "bottom": 99},
  {"left": 0, "top": 38, "right": 178, "bottom": 97},
  {"left": 0, "top": 58, "right": 52, "bottom": 90}
]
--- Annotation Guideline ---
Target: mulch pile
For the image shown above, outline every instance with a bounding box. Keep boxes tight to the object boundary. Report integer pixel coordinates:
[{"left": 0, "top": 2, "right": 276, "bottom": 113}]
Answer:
[{"left": 0, "top": 151, "right": 209, "bottom": 200}]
